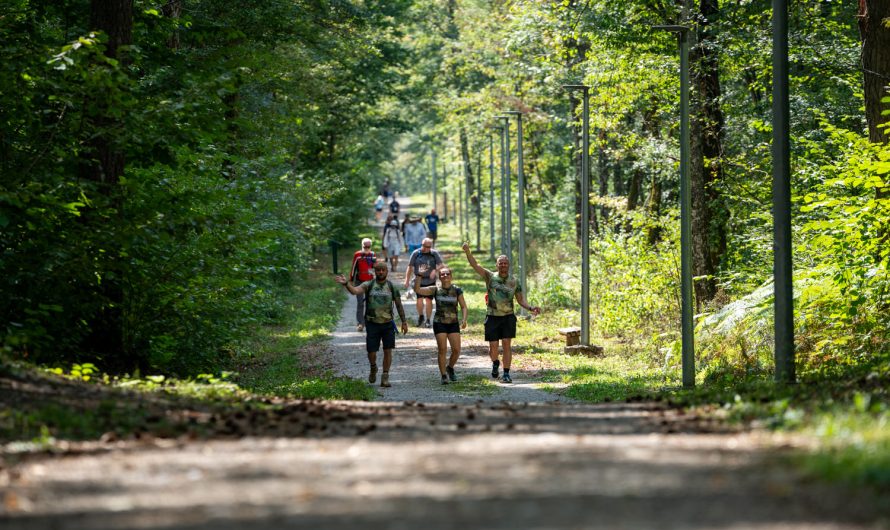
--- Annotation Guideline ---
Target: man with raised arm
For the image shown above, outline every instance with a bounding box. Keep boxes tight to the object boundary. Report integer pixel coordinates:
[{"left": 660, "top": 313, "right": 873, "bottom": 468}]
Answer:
[
  {"left": 334, "top": 260, "right": 408, "bottom": 388},
  {"left": 461, "top": 242, "right": 541, "bottom": 383}
]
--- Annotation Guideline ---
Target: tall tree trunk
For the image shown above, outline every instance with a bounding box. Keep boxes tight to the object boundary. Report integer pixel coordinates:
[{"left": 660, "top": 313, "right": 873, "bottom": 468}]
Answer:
[
  {"left": 597, "top": 130, "right": 609, "bottom": 227},
  {"left": 88, "top": 0, "right": 132, "bottom": 184},
  {"left": 689, "top": 0, "right": 727, "bottom": 307},
  {"left": 459, "top": 127, "right": 474, "bottom": 198},
  {"left": 161, "top": 0, "right": 182, "bottom": 49},
  {"left": 83, "top": 0, "right": 133, "bottom": 363},
  {"left": 646, "top": 178, "right": 663, "bottom": 245},
  {"left": 613, "top": 156, "right": 626, "bottom": 197},
  {"left": 858, "top": 0, "right": 890, "bottom": 251},
  {"left": 859, "top": 0, "right": 890, "bottom": 145},
  {"left": 626, "top": 165, "right": 642, "bottom": 211}
]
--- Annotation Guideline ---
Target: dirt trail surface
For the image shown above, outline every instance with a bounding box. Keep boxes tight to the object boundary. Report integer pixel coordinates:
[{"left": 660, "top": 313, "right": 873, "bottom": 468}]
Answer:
[
  {"left": 1, "top": 399, "right": 887, "bottom": 529},
  {"left": 1, "top": 204, "right": 887, "bottom": 529}
]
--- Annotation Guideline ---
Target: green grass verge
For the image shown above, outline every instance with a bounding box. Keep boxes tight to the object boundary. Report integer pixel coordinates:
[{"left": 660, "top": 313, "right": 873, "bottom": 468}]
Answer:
[
  {"left": 433, "top": 205, "right": 890, "bottom": 494},
  {"left": 234, "top": 253, "right": 376, "bottom": 401},
  {"left": 0, "top": 251, "right": 377, "bottom": 444}
]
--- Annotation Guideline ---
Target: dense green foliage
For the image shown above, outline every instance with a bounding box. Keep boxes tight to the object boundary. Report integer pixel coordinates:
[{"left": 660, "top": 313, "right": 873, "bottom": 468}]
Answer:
[
  {"left": 391, "top": 0, "right": 888, "bottom": 386},
  {"left": 2, "top": 1, "right": 888, "bottom": 424},
  {"left": 1, "top": 1, "right": 412, "bottom": 374}
]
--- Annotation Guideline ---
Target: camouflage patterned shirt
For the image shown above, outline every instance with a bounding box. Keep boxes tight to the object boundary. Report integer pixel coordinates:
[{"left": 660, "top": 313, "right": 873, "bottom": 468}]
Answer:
[
  {"left": 484, "top": 270, "right": 521, "bottom": 316},
  {"left": 433, "top": 285, "right": 464, "bottom": 324},
  {"left": 359, "top": 279, "right": 400, "bottom": 324}
]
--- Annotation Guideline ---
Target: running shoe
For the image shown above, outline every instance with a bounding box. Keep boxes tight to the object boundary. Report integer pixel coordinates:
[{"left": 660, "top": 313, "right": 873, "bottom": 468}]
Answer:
[
  {"left": 381, "top": 372, "right": 391, "bottom": 388},
  {"left": 424, "top": 320, "right": 432, "bottom": 328},
  {"left": 441, "top": 374, "right": 449, "bottom": 385},
  {"left": 491, "top": 360, "right": 500, "bottom": 378},
  {"left": 446, "top": 365, "right": 457, "bottom": 382},
  {"left": 501, "top": 372, "right": 512, "bottom": 384},
  {"left": 368, "top": 365, "right": 378, "bottom": 384},
  {"left": 417, "top": 315, "right": 424, "bottom": 327}
]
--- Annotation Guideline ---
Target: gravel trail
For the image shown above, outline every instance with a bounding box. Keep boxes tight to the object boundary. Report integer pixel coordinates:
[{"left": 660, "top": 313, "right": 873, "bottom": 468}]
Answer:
[
  {"left": 1, "top": 202, "right": 886, "bottom": 529},
  {"left": 333, "top": 198, "right": 568, "bottom": 404},
  {"left": 329, "top": 261, "right": 570, "bottom": 404}
]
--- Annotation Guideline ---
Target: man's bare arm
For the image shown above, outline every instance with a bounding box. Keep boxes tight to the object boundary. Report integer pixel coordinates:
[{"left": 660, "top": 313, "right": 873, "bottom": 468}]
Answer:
[{"left": 461, "top": 242, "right": 487, "bottom": 278}]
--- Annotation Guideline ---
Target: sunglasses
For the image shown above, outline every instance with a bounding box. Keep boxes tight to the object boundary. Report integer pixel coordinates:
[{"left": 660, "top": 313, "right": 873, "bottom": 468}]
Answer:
[{"left": 440, "top": 272, "right": 451, "bottom": 277}]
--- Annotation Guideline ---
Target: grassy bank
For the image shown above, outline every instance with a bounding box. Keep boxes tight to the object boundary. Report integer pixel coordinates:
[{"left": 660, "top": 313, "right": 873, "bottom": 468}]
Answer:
[{"left": 431, "top": 208, "right": 889, "bottom": 494}]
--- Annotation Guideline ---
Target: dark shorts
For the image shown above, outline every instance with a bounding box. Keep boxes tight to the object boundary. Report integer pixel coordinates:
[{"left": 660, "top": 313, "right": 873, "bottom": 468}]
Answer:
[
  {"left": 427, "top": 230, "right": 437, "bottom": 239},
  {"left": 366, "top": 320, "right": 396, "bottom": 352},
  {"left": 417, "top": 284, "right": 435, "bottom": 299},
  {"left": 484, "top": 314, "right": 516, "bottom": 342},
  {"left": 433, "top": 321, "right": 461, "bottom": 335}
]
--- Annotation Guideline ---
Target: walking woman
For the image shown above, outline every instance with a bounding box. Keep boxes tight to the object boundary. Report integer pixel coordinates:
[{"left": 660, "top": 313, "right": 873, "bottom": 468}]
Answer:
[
  {"left": 461, "top": 243, "right": 540, "bottom": 383},
  {"left": 413, "top": 266, "right": 467, "bottom": 385}
]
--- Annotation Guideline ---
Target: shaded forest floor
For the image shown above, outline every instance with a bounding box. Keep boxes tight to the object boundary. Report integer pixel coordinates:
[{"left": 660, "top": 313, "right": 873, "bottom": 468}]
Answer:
[{"left": 1, "top": 362, "right": 888, "bottom": 529}]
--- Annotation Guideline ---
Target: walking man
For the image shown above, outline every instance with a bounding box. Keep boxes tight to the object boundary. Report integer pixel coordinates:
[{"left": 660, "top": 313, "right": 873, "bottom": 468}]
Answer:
[
  {"left": 461, "top": 243, "right": 540, "bottom": 383},
  {"left": 382, "top": 216, "right": 404, "bottom": 271},
  {"left": 335, "top": 260, "right": 408, "bottom": 388},
  {"left": 349, "top": 238, "right": 376, "bottom": 332},
  {"left": 404, "top": 215, "right": 426, "bottom": 256},
  {"left": 424, "top": 208, "right": 440, "bottom": 244},
  {"left": 405, "top": 238, "right": 444, "bottom": 327}
]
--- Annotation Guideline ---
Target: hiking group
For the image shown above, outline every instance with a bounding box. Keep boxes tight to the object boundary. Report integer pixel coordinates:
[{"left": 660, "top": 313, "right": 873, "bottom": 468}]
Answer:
[{"left": 335, "top": 217, "right": 541, "bottom": 388}]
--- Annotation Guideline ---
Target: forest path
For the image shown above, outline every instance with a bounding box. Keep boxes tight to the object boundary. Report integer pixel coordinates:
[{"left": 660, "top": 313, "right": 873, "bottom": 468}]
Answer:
[
  {"left": 1, "top": 201, "right": 886, "bottom": 529},
  {"left": 3, "top": 400, "right": 885, "bottom": 529},
  {"left": 332, "top": 195, "right": 569, "bottom": 403}
]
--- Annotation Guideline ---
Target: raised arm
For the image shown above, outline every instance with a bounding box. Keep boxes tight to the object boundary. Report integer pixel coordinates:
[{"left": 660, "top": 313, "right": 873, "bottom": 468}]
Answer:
[
  {"left": 413, "top": 274, "right": 436, "bottom": 297},
  {"left": 461, "top": 242, "right": 487, "bottom": 278},
  {"left": 334, "top": 274, "right": 364, "bottom": 295},
  {"left": 514, "top": 290, "right": 541, "bottom": 316}
]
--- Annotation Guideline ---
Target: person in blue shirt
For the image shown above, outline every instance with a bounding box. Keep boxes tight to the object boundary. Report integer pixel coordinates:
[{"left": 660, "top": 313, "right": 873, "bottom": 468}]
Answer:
[{"left": 424, "top": 208, "right": 440, "bottom": 244}]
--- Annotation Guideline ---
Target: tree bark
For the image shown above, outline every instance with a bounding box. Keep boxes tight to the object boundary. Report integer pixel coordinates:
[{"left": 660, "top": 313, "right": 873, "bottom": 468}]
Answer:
[
  {"left": 83, "top": 0, "right": 133, "bottom": 363},
  {"left": 859, "top": 0, "right": 890, "bottom": 145},
  {"left": 858, "top": 0, "right": 890, "bottom": 252},
  {"left": 87, "top": 0, "right": 132, "bottom": 184},
  {"left": 460, "top": 127, "right": 474, "bottom": 198},
  {"left": 646, "top": 178, "right": 663, "bottom": 245},
  {"left": 627, "top": 166, "right": 642, "bottom": 211},
  {"left": 597, "top": 129, "right": 609, "bottom": 226},
  {"left": 161, "top": 0, "right": 182, "bottom": 49},
  {"left": 689, "top": 0, "right": 727, "bottom": 306}
]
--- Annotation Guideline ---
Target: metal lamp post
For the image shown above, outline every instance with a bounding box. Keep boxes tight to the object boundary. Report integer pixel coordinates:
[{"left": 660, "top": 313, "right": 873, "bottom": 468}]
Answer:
[
  {"left": 563, "top": 85, "right": 590, "bottom": 346},
  {"left": 504, "top": 110, "right": 527, "bottom": 313},
  {"left": 496, "top": 116, "right": 512, "bottom": 264},
  {"left": 495, "top": 120, "right": 508, "bottom": 257},
  {"left": 652, "top": 23, "right": 695, "bottom": 388},
  {"left": 431, "top": 150, "right": 437, "bottom": 214},
  {"left": 489, "top": 129, "right": 497, "bottom": 262},
  {"left": 773, "top": 0, "right": 795, "bottom": 383}
]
